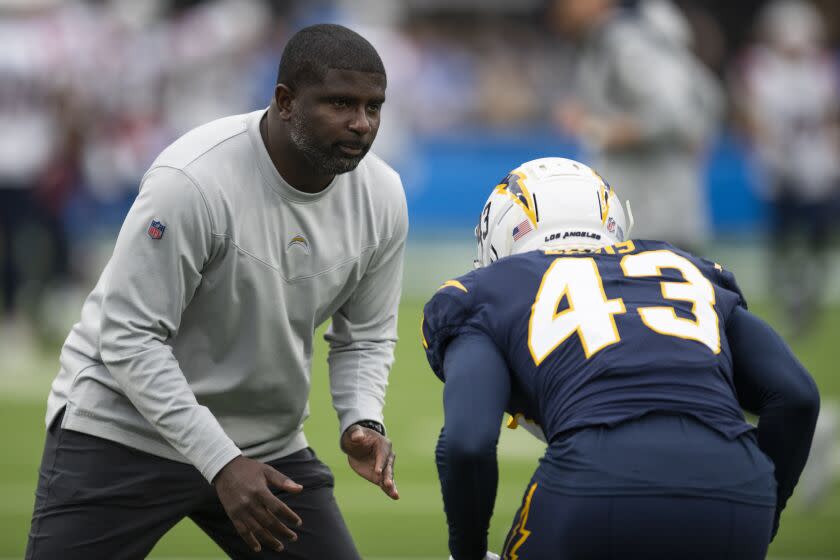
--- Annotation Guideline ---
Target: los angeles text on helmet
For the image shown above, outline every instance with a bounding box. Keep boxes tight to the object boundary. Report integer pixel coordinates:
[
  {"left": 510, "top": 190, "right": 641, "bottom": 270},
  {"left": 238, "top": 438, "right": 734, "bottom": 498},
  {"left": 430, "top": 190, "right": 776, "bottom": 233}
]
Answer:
[{"left": 544, "top": 231, "right": 602, "bottom": 242}]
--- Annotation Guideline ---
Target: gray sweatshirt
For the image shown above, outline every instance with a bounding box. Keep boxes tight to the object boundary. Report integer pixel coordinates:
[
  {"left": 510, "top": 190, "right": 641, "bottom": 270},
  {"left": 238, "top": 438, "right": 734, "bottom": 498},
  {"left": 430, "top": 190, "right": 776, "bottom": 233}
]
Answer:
[{"left": 46, "top": 109, "right": 408, "bottom": 482}]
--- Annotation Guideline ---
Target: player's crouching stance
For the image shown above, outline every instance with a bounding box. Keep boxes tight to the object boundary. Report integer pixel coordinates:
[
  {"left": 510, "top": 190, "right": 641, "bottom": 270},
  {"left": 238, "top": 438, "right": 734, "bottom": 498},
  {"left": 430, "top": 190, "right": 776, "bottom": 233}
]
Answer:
[{"left": 422, "top": 158, "right": 819, "bottom": 560}]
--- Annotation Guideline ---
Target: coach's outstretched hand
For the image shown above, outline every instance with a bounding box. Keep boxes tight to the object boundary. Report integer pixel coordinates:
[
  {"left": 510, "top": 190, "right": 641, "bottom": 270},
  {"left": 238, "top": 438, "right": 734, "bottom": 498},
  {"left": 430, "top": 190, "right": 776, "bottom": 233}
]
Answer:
[
  {"left": 213, "top": 456, "right": 304, "bottom": 553},
  {"left": 341, "top": 424, "right": 399, "bottom": 500}
]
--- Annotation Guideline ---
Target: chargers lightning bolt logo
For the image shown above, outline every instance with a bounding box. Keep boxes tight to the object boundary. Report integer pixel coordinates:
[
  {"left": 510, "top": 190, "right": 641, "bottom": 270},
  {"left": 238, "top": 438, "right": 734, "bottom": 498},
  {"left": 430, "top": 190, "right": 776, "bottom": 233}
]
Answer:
[{"left": 286, "top": 234, "right": 310, "bottom": 254}]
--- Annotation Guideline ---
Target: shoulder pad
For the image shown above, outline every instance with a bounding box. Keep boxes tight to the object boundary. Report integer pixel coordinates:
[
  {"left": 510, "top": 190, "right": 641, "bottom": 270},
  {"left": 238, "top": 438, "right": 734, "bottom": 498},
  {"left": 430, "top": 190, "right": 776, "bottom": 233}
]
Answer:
[{"left": 421, "top": 273, "right": 478, "bottom": 380}]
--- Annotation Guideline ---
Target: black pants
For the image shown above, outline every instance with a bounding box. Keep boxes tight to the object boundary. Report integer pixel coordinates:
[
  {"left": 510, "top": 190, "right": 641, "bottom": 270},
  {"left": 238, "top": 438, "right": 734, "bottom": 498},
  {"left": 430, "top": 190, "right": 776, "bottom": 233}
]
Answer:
[{"left": 26, "top": 414, "right": 361, "bottom": 560}]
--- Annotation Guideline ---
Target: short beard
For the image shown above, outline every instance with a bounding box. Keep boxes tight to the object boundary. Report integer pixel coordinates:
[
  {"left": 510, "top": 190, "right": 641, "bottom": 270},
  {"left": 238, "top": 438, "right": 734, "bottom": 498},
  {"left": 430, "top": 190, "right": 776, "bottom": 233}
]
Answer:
[{"left": 289, "top": 114, "right": 367, "bottom": 175}]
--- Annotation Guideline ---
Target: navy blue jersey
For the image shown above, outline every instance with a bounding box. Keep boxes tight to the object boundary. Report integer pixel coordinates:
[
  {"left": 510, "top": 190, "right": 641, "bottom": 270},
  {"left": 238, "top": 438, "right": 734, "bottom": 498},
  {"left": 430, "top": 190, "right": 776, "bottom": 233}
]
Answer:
[{"left": 422, "top": 240, "right": 754, "bottom": 443}]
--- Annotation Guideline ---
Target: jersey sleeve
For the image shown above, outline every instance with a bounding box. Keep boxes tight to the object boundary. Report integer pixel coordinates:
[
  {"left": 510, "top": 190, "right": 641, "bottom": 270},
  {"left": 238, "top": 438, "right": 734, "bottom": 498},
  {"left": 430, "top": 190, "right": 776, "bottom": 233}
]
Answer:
[
  {"left": 727, "top": 306, "right": 820, "bottom": 536},
  {"left": 435, "top": 329, "right": 510, "bottom": 559},
  {"left": 421, "top": 272, "right": 481, "bottom": 381}
]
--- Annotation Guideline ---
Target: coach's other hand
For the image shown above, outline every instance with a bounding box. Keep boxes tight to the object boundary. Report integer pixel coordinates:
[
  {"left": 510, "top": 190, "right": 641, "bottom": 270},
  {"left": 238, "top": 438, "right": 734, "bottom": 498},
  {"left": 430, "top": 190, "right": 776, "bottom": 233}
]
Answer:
[
  {"left": 213, "top": 456, "right": 303, "bottom": 553},
  {"left": 341, "top": 424, "right": 399, "bottom": 500}
]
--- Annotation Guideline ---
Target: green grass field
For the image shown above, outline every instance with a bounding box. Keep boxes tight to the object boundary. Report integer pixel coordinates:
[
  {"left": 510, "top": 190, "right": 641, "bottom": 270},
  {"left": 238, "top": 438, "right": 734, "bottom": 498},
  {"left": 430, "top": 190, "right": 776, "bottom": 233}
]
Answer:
[{"left": 1, "top": 298, "right": 838, "bottom": 559}]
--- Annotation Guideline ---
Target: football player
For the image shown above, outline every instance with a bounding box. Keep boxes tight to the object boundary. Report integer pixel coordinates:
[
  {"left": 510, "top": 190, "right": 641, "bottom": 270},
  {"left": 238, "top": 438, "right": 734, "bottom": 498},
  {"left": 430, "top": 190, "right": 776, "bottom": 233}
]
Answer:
[{"left": 422, "top": 157, "right": 819, "bottom": 559}]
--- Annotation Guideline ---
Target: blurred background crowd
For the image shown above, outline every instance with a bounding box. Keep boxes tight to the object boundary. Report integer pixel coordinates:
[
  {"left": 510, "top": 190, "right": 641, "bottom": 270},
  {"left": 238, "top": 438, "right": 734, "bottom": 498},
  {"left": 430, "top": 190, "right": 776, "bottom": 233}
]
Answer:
[{"left": 2, "top": 0, "right": 840, "bottom": 346}]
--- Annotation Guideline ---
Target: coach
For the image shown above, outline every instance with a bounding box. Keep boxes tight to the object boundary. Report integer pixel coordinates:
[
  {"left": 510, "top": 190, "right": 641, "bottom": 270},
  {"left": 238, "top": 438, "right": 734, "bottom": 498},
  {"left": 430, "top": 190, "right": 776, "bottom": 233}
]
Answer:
[{"left": 26, "top": 23, "right": 406, "bottom": 559}]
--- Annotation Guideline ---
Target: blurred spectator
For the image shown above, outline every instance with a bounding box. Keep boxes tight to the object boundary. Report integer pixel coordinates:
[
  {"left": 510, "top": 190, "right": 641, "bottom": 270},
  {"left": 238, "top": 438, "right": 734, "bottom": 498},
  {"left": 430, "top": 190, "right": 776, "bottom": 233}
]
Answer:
[
  {"left": 551, "top": 0, "right": 722, "bottom": 253},
  {"left": 163, "top": 0, "right": 273, "bottom": 135},
  {"left": 400, "top": 20, "right": 479, "bottom": 133},
  {"left": 74, "top": 0, "right": 171, "bottom": 206},
  {"left": 732, "top": 0, "right": 840, "bottom": 336},
  {"left": 678, "top": 1, "right": 728, "bottom": 74},
  {"left": 0, "top": 1, "right": 76, "bottom": 340}
]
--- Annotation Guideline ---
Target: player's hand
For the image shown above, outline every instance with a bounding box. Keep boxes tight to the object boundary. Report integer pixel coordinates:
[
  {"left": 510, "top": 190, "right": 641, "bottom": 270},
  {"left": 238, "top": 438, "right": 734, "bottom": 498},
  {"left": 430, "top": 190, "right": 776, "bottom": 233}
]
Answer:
[
  {"left": 448, "top": 553, "right": 500, "bottom": 560},
  {"left": 340, "top": 424, "right": 399, "bottom": 500},
  {"left": 213, "top": 455, "right": 303, "bottom": 553}
]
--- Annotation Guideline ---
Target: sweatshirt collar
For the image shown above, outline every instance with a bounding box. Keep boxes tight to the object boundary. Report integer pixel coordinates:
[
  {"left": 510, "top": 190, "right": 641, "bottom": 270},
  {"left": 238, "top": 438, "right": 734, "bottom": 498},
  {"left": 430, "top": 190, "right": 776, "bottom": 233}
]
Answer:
[{"left": 247, "top": 108, "right": 340, "bottom": 203}]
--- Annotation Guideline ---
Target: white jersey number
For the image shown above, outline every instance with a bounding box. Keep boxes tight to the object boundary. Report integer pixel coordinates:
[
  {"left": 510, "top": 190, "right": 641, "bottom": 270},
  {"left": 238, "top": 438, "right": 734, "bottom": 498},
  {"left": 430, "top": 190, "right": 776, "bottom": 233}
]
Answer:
[
  {"left": 528, "top": 251, "right": 720, "bottom": 365},
  {"left": 529, "top": 258, "right": 626, "bottom": 365},
  {"left": 620, "top": 250, "right": 720, "bottom": 353}
]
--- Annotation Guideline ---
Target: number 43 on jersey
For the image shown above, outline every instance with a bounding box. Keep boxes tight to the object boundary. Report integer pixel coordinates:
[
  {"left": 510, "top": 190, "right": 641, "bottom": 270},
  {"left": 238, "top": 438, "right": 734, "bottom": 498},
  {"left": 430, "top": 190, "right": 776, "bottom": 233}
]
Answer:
[{"left": 528, "top": 250, "right": 721, "bottom": 365}]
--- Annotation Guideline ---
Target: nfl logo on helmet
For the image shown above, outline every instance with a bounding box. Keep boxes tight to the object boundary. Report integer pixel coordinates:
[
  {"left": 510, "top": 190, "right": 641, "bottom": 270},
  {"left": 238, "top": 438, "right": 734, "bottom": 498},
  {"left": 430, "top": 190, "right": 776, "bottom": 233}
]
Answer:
[{"left": 148, "top": 219, "right": 166, "bottom": 240}]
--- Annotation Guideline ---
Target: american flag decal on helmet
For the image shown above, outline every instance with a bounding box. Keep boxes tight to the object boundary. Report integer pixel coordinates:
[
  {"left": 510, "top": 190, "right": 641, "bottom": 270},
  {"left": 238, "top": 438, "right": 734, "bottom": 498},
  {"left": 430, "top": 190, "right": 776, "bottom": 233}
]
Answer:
[
  {"left": 512, "top": 219, "right": 533, "bottom": 241},
  {"left": 148, "top": 219, "right": 166, "bottom": 240}
]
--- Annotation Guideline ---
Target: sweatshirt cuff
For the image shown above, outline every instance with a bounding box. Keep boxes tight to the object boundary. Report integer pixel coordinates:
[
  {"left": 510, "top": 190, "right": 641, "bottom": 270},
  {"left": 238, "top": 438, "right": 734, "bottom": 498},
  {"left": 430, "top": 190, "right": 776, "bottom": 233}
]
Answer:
[
  {"left": 338, "top": 406, "right": 385, "bottom": 437},
  {"left": 198, "top": 441, "right": 243, "bottom": 483}
]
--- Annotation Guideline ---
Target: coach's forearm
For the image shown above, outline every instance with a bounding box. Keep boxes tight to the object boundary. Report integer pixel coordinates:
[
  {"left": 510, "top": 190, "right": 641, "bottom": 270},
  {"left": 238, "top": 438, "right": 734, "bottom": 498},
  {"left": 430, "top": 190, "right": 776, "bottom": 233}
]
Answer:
[
  {"left": 327, "top": 339, "right": 394, "bottom": 434},
  {"left": 101, "top": 346, "right": 241, "bottom": 482},
  {"left": 325, "top": 228, "right": 404, "bottom": 434}
]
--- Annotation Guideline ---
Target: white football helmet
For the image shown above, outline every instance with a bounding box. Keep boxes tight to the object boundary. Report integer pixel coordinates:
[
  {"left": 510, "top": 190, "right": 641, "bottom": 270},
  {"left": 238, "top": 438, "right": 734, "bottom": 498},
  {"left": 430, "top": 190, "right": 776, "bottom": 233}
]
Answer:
[{"left": 474, "top": 157, "right": 633, "bottom": 268}]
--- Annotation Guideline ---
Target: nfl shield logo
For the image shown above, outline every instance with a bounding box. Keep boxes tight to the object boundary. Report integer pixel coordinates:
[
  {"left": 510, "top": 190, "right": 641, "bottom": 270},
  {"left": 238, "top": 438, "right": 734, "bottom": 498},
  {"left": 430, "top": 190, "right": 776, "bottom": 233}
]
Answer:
[{"left": 148, "top": 219, "right": 166, "bottom": 240}]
